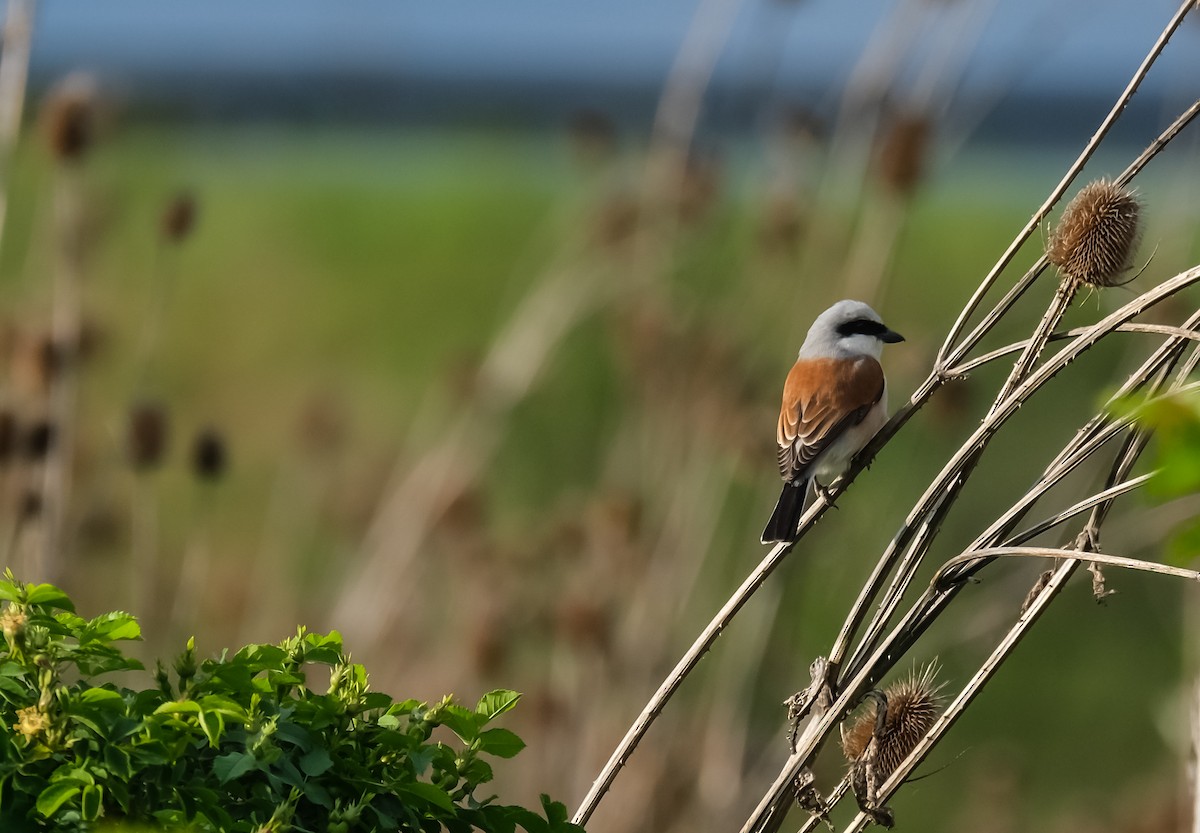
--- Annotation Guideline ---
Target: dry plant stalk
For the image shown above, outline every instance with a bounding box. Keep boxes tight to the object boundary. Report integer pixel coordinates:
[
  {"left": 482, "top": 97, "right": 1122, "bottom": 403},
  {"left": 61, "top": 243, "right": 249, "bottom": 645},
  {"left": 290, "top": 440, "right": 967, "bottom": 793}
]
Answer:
[
  {"left": 0, "top": 0, "right": 34, "bottom": 261},
  {"left": 574, "top": 1, "right": 1200, "bottom": 828}
]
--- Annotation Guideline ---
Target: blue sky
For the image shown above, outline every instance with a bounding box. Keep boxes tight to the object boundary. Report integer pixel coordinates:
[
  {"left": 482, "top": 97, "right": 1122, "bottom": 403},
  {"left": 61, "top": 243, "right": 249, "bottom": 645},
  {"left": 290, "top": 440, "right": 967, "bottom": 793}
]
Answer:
[{"left": 21, "top": 0, "right": 1200, "bottom": 130}]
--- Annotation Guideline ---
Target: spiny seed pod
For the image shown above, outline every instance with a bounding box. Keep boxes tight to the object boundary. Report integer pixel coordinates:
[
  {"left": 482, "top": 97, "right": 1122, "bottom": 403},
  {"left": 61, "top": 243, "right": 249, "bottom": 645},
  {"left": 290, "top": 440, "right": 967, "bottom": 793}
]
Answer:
[
  {"left": 22, "top": 420, "right": 55, "bottom": 462},
  {"left": 161, "top": 191, "right": 197, "bottom": 244},
  {"left": 127, "top": 402, "right": 168, "bottom": 471},
  {"left": 842, "top": 662, "right": 945, "bottom": 783},
  {"left": 39, "top": 73, "right": 99, "bottom": 163},
  {"left": 1047, "top": 179, "right": 1141, "bottom": 288},
  {"left": 192, "top": 427, "right": 227, "bottom": 481}
]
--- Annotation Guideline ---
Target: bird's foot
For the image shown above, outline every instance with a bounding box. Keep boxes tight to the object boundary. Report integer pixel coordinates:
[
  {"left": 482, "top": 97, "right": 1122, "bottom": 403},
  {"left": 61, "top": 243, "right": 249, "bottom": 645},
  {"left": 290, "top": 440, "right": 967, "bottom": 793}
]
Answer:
[{"left": 814, "top": 479, "right": 837, "bottom": 507}]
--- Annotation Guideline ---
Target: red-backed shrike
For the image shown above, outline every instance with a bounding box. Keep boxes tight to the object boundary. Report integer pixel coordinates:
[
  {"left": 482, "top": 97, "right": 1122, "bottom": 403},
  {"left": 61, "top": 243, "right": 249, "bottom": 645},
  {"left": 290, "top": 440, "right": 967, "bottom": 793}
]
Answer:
[{"left": 761, "top": 300, "right": 904, "bottom": 544}]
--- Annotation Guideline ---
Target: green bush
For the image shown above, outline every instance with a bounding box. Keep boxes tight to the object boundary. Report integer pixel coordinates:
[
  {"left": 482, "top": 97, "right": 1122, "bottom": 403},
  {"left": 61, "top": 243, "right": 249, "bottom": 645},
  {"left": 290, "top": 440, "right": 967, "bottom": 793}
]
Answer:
[{"left": 0, "top": 574, "right": 582, "bottom": 833}]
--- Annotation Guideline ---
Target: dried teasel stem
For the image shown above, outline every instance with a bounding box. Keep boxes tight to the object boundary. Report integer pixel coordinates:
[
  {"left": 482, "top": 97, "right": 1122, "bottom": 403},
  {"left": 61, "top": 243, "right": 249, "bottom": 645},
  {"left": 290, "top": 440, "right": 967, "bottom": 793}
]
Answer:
[{"left": 0, "top": 0, "right": 34, "bottom": 266}]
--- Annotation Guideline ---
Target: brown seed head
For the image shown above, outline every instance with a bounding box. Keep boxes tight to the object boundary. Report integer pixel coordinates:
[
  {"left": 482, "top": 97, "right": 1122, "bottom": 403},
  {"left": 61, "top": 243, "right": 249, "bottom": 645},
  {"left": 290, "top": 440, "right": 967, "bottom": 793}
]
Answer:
[
  {"left": 567, "top": 110, "right": 618, "bottom": 168},
  {"left": 23, "top": 420, "right": 55, "bottom": 462},
  {"left": 161, "top": 191, "right": 198, "bottom": 243},
  {"left": 591, "top": 192, "right": 640, "bottom": 249},
  {"left": 40, "top": 73, "right": 100, "bottom": 163},
  {"left": 19, "top": 490, "right": 43, "bottom": 519},
  {"left": 876, "top": 112, "right": 931, "bottom": 196},
  {"left": 0, "top": 410, "right": 16, "bottom": 464},
  {"left": 127, "top": 402, "right": 169, "bottom": 471},
  {"left": 555, "top": 597, "right": 612, "bottom": 655},
  {"left": 842, "top": 662, "right": 945, "bottom": 779},
  {"left": 758, "top": 193, "right": 806, "bottom": 253},
  {"left": 1047, "top": 179, "right": 1141, "bottom": 288},
  {"left": 191, "top": 427, "right": 227, "bottom": 481}
]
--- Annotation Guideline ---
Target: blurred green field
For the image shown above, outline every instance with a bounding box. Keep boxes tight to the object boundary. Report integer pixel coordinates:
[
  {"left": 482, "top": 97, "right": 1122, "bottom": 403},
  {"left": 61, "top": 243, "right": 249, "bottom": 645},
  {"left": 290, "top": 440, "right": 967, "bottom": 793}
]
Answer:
[{"left": 2, "top": 123, "right": 1198, "bottom": 832}]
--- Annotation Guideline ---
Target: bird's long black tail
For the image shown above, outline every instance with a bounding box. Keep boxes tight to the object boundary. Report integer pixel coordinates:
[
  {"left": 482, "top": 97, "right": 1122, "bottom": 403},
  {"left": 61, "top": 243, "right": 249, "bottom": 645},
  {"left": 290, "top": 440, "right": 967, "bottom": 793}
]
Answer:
[{"left": 761, "top": 479, "right": 808, "bottom": 544}]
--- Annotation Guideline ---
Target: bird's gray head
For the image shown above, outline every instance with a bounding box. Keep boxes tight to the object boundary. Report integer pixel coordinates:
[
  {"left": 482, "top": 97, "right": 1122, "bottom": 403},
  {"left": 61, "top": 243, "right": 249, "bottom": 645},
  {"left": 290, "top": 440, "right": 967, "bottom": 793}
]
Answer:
[{"left": 799, "top": 299, "right": 905, "bottom": 359}]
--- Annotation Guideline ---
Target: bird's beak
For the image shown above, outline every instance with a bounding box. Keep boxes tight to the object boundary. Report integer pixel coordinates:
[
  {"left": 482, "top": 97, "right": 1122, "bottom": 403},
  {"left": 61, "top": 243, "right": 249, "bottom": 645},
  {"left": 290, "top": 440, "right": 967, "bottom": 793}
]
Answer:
[{"left": 880, "top": 328, "right": 905, "bottom": 343}]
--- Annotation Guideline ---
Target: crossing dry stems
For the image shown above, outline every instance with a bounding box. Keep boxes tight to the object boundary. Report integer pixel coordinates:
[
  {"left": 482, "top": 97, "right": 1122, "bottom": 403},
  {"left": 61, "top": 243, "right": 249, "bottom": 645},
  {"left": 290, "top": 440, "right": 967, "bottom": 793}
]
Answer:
[{"left": 574, "top": 1, "right": 1200, "bottom": 828}]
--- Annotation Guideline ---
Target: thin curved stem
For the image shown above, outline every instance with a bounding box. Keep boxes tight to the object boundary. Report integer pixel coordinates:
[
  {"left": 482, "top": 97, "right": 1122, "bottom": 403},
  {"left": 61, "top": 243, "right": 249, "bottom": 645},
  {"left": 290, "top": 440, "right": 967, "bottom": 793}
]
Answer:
[
  {"left": 949, "top": 323, "right": 1200, "bottom": 376},
  {"left": 1003, "top": 473, "right": 1155, "bottom": 547},
  {"left": 934, "top": 546, "right": 1200, "bottom": 588}
]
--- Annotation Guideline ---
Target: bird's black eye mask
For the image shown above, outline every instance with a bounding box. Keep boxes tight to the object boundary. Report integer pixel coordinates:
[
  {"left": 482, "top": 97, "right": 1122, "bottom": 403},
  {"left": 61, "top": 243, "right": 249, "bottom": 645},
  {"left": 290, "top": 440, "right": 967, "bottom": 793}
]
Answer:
[
  {"left": 837, "top": 318, "right": 905, "bottom": 343},
  {"left": 836, "top": 318, "right": 889, "bottom": 338}
]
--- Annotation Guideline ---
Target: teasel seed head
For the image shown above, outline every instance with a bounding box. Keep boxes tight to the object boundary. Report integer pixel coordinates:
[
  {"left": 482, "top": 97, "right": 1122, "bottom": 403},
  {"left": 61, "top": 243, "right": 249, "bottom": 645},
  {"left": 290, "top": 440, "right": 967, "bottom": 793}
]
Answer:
[
  {"left": 39, "top": 73, "right": 100, "bottom": 163},
  {"left": 22, "top": 419, "right": 55, "bottom": 462},
  {"left": 0, "top": 410, "right": 16, "bottom": 465},
  {"left": 19, "top": 490, "right": 43, "bottom": 519},
  {"left": 127, "top": 402, "right": 169, "bottom": 471},
  {"left": 191, "top": 427, "right": 227, "bottom": 481},
  {"left": 161, "top": 191, "right": 198, "bottom": 244},
  {"left": 567, "top": 109, "right": 618, "bottom": 168},
  {"left": 842, "top": 662, "right": 945, "bottom": 782},
  {"left": 875, "top": 111, "right": 931, "bottom": 196},
  {"left": 1047, "top": 179, "right": 1142, "bottom": 288}
]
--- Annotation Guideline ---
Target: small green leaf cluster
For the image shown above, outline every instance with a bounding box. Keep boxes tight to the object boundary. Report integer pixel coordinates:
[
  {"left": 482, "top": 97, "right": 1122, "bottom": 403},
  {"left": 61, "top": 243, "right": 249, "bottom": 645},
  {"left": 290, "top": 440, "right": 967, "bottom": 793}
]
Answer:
[
  {"left": 1122, "top": 392, "right": 1200, "bottom": 565},
  {"left": 0, "top": 574, "right": 583, "bottom": 833}
]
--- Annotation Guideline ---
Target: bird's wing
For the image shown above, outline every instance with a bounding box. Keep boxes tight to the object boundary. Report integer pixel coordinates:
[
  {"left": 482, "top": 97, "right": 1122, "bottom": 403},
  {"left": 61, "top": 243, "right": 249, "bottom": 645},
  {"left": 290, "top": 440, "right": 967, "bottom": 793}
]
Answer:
[{"left": 777, "top": 356, "right": 885, "bottom": 480}]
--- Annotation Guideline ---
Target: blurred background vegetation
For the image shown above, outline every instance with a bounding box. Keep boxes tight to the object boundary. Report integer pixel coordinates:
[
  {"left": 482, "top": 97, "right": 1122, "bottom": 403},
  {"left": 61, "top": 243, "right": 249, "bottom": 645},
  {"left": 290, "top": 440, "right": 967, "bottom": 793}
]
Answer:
[{"left": 2, "top": 1, "right": 1200, "bottom": 831}]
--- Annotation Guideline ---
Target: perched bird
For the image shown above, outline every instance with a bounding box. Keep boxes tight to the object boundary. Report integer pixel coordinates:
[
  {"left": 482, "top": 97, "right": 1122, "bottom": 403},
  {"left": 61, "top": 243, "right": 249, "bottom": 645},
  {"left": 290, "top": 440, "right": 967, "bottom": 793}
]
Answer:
[{"left": 761, "top": 300, "right": 904, "bottom": 544}]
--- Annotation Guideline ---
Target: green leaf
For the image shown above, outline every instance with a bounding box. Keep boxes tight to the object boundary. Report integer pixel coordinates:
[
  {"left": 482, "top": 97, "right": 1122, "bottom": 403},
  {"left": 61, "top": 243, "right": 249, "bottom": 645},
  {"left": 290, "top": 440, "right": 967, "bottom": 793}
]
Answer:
[
  {"left": 540, "top": 795, "right": 569, "bottom": 826},
  {"left": 501, "top": 806, "right": 549, "bottom": 833},
  {"left": 301, "top": 635, "right": 344, "bottom": 665},
  {"left": 214, "top": 751, "right": 258, "bottom": 783},
  {"left": 154, "top": 700, "right": 203, "bottom": 716},
  {"left": 80, "top": 784, "right": 102, "bottom": 821},
  {"left": 198, "top": 708, "right": 224, "bottom": 746},
  {"left": 461, "top": 758, "right": 494, "bottom": 786},
  {"left": 198, "top": 694, "right": 250, "bottom": 722},
  {"left": 362, "top": 692, "right": 392, "bottom": 711},
  {"left": 104, "top": 744, "right": 133, "bottom": 779},
  {"left": 36, "top": 781, "right": 81, "bottom": 817},
  {"left": 24, "top": 584, "right": 74, "bottom": 611},
  {"left": 476, "top": 690, "right": 521, "bottom": 722},
  {"left": 84, "top": 612, "right": 141, "bottom": 643},
  {"left": 391, "top": 698, "right": 421, "bottom": 715},
  {"left": 299, "top": 747, "right": 333, "bottom": 777},
  {"left": 478, "top": 805, "right": 519, "bottom": 833},
  {"left": 79, "top": 688, "right": 126, "bottom": 709},
  {"left": 438, "top": 704, "right": 483, "bottom": 741},
  {"left": 274, "top": 720, "right": 315, "bottom": 752},
  {"left": 303, "top": 778, "right": 332, "bottom": 808},
  {"left": 0, "top": 580, "right": 18, "bottom": 602},
  {"left": 477, "top": 728, "right": 525, "bottom": 759},
  {"left": 397, "top": 781, "right": 457, "bottom": 813}
]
